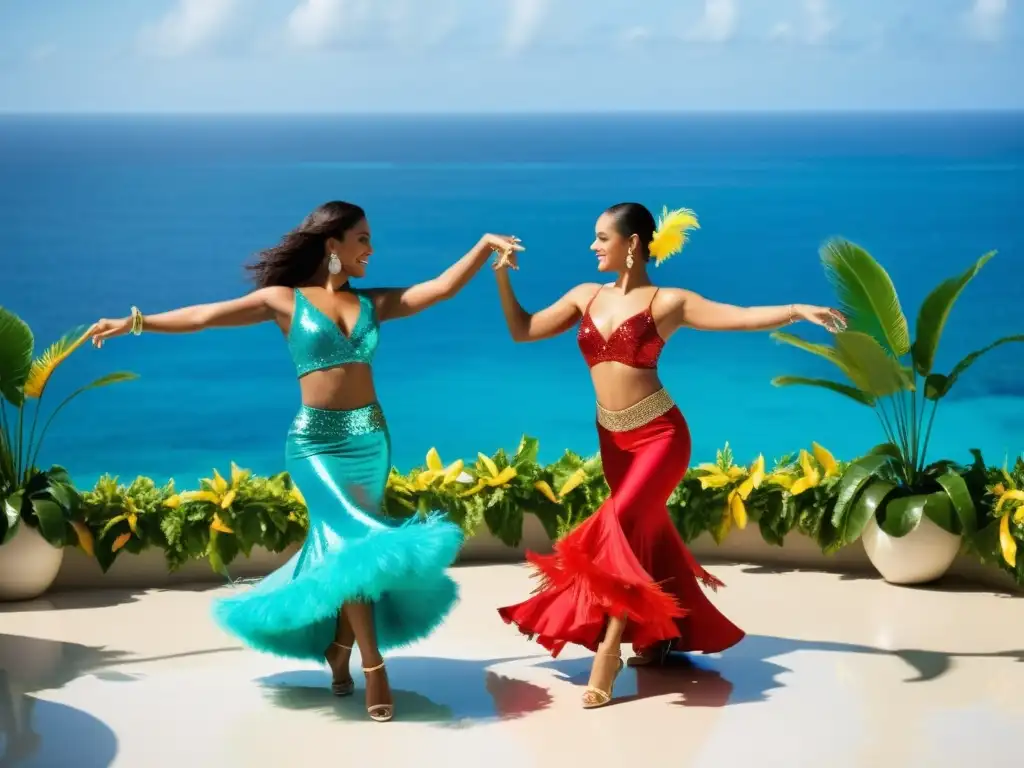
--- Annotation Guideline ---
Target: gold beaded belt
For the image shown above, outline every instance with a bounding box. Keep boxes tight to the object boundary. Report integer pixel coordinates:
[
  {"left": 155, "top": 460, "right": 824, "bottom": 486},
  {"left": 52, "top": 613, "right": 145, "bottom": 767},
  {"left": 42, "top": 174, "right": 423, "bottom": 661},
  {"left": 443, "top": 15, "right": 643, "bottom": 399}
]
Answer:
[{"left": 596, "top": 388, "right": 675, "bottom": 432}]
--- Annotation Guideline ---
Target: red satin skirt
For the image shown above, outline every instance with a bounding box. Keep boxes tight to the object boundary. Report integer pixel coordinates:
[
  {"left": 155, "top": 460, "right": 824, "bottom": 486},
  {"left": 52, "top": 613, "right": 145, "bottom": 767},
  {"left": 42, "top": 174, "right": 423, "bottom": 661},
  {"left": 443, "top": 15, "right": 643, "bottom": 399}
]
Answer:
[{"left": 498, "top": 406, "right": 745, "bottom": 657}]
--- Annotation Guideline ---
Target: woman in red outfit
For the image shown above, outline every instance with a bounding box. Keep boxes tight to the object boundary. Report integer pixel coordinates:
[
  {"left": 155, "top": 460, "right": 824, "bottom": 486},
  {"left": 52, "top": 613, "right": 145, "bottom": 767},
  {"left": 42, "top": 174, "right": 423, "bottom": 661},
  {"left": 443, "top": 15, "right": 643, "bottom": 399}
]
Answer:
[{"left": 493, "top": 202, "right": 844, "bottom": 709}]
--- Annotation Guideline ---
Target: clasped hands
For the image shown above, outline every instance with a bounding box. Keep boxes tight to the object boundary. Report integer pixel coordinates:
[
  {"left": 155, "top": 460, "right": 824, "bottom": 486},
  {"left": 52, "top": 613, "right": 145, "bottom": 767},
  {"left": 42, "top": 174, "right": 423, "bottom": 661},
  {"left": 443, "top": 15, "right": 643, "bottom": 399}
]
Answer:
[{"left": 483, "top": 234, "right": 523, "bottom": 271}]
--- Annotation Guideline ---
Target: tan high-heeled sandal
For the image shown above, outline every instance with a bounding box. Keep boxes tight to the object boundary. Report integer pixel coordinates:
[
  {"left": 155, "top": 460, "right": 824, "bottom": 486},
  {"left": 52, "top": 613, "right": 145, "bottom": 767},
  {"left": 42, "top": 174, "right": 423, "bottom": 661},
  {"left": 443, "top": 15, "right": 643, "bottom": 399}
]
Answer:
[
  {"left": 325, "top": 642, "right": 354, "bottom": 697},
  {"left": 362, "top": 662, "right": 394, "bottom": 722},
  {"left": 582, "top": 652, "right": 624, "bottom": 709}
]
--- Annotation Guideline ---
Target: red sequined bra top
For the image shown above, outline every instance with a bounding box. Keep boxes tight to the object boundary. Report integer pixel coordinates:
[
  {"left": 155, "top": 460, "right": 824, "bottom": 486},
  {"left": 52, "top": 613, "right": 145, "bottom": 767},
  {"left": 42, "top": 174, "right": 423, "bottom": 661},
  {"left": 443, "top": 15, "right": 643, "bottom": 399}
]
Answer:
[{"left": 576, "top": 287, "right": 665, "bottom": 369}]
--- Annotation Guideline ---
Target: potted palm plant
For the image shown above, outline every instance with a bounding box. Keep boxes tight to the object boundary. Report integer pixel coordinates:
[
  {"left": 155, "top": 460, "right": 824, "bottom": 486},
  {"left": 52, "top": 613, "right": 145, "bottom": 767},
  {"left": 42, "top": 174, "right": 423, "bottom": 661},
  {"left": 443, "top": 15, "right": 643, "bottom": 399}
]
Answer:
[
  {"left": 772, "top": 240, "right": 1023, "bottom": 584},
  {"left": 0, "top": 306, "right": 136, "bottom": 600}
]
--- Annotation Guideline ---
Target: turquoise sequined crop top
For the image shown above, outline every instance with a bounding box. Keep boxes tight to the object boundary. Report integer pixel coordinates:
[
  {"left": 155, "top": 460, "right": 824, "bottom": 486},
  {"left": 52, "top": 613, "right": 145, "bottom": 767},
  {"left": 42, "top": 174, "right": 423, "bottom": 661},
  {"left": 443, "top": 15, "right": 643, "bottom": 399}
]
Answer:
[{"left": 287, "top": 289, "right": 379, "bottom": 377}]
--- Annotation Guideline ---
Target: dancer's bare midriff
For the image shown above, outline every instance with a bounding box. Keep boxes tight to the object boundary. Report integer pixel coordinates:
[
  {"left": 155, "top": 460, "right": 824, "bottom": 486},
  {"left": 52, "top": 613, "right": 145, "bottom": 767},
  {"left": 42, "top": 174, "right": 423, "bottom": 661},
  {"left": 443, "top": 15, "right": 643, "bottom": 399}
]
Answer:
[
  {"left": 297, "top": 363, "right": 379, "bottom": 411},
  {"left": 590, "top": 362, "right": 665, "bottom": 412}
]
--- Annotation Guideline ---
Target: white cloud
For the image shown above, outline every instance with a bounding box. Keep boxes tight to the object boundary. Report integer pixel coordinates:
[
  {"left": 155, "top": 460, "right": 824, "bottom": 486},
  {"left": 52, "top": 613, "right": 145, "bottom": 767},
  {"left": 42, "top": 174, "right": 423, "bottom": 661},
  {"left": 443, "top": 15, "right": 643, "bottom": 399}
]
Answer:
[
  {"left": 139, "top": 0, "right": 237, "bottom": 57},
  {"left": 685, "top": 0, "right": 738, "bottom": 43},
  {"left": 803, "top": 0, "right": 836, "bottom": 45},
  {"left": 965, "top": 0, "right": 1007, "bottom": 42},
  {"left": 287, "top": 0, "right": 451, "bottom": 50},
  {"left": 288, "top": 0, "right": 346, "bottom": 49},
  {"left": 769, "top": 0, "right": 837, "bottom": 45},
  {"left": 505, "top": 0, "right": 548, "bottom": 53}
]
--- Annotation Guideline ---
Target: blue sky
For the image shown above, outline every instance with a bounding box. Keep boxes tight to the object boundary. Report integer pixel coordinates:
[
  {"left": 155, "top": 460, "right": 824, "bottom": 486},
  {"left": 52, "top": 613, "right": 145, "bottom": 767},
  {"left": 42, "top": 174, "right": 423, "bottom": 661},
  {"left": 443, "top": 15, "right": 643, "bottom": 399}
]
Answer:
[{"left": 0, "top": 0, "right": 1020, "bottom": 112}]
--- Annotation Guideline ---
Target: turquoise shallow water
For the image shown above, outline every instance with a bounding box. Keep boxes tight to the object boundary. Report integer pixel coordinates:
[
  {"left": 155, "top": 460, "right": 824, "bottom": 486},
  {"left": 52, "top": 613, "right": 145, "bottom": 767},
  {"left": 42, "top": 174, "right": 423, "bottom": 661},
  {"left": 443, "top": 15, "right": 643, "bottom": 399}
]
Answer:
[{"left": 0, "top": 113, "right": 1021, "bottom": 488}]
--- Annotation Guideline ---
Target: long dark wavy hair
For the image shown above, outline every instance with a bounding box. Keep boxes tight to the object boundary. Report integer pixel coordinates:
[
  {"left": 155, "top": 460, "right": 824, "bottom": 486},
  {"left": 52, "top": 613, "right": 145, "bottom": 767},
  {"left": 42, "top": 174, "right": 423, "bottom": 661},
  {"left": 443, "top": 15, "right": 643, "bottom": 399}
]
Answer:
[
  {"left": 246, "top": 201, "right": 367, "bottom": 288},
  {"left": 605, "top": 202, "right": 657, "bottom": 260}
]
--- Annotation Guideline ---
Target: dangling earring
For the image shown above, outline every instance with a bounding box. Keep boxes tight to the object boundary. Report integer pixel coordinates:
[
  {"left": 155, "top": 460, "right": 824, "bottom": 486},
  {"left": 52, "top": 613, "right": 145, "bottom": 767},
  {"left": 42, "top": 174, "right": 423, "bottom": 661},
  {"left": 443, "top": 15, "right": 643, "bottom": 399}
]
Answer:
[
  {"left": 626, "top": 245, "right": 635, "bottom": 270},
  {"left": 327, "top": 253, "right": 342, "bottom": 275}
]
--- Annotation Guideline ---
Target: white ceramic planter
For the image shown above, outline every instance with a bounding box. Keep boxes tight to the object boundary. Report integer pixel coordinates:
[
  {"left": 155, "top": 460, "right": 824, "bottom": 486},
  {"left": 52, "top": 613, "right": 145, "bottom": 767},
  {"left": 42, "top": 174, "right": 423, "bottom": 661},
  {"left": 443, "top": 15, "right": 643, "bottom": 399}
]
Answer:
[
  {"left": 862, "top": 515, "right": 962, "bottom": 585},
  {"left": 0, "top": 524, "right": 65, "bottom": 601}
]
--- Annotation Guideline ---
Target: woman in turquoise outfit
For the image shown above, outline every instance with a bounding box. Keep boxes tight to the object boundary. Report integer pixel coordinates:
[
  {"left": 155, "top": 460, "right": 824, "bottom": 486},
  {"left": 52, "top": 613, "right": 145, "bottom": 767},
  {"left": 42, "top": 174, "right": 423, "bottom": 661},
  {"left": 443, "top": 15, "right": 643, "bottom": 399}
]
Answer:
[{"left": 87, "top": 201, "right": 523, "bottom": 722}]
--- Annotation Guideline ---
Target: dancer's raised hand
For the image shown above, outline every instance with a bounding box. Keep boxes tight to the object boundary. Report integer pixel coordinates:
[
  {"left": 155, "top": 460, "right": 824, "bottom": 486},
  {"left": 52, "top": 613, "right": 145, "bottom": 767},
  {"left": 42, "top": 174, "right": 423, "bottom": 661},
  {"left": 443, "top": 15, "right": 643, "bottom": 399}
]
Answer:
[
  {"left": 88, "top": 317, "right": 132, "bottom": 348},
  {"left": 795, "top": 305, "right": 847, "bottom": 334},
  {"left": 486, "top": 234, "right": 523, "bottom": 271}
]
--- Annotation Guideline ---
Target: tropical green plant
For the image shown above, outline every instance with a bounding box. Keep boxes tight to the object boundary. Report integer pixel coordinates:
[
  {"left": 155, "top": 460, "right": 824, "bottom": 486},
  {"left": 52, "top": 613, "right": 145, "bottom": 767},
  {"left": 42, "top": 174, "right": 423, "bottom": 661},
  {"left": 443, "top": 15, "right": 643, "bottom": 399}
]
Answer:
[
  {"left": 45, "top": 438, "right": 1024, "bottom": 588},
  {"left": 163, "top": 464, "right": 308, "bottom": 575},
  {"left": 80, "top": 475, "right": 171, "bottom": 571},
  {"left": 533, "top": 448, "right": 607, "bottom": 541},
  {"left": 772, "top": 240, "right": 1022, "bottom": 547},
  {"left": 968, "top": 454, "right": 1024, "bottom": 584},
  {"left": 80, "top": 464, "right": 310, "bottom": 575},
  {"left": 385, "top": 437, "right": 567, "bottom": 546},
  {"left": 0, "top": 306, "right": 136, "bottom": 548}
]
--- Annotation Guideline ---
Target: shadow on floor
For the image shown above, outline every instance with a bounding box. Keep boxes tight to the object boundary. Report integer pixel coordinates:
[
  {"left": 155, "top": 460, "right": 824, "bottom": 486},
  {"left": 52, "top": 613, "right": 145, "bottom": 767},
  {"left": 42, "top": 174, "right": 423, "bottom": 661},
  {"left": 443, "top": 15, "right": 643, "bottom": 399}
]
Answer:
[
  {"left": 0, "top": 592, "right": 144, "bottom": 614},
  {"left": 259, "top": 655, "right": 553, "bottom": 727},
  {"left": 537, "top": 633, "right": 1024, "bottom": 708},
  {"left": 0, "top": 690, "right": 118, "bottom": 768},
  {"left": 0, "top": 633, "right": 241, "bottom": 690},
  {"left": 0, "top": 632, "right": 243, "bottom": 767},
  {"left": 0, "top": 635, "right": 127, "bottom": 768},
  {"left": 0, "top": 582, "right": 228, "bottom": 614},
  {"left": 834, "top": 571, "right": 1019, "bottom": 596},
  {"left": 737, "top": 563, "right": 1019, "bottom": 597}
]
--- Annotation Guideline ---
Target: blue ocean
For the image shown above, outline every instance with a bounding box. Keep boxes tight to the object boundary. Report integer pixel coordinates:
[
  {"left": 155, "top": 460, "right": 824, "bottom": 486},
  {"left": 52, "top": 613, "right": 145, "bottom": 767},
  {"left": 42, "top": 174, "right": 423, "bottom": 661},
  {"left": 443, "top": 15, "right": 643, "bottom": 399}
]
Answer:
[{"left": 1, "top": 113, "right": 1021, "bottom": 489}]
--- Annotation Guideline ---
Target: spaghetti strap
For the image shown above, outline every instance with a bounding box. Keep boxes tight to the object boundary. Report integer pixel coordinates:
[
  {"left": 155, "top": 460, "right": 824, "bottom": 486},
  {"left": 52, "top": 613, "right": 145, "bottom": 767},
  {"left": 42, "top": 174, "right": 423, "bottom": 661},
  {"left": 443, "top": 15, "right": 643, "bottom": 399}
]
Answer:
[
  {"left": 648, "top": 288, "right": 660, "bottom": 307},
  {"left": 583, "top": 286, "right": 604, "bottom": 316}
]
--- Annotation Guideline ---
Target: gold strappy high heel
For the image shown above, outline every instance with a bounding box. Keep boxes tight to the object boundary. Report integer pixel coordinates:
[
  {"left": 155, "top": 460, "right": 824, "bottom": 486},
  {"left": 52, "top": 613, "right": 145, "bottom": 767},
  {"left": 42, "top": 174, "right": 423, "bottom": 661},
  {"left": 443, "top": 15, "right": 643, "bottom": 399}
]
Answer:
[
  {"left": 362, "top": 662, "right": 394, "bottom": 722},
  {"left": 325, "top": 642, "right": 354, "bottom": 697},
  {"left": 582, "top": 652, "right": 624, "bottom": 709}
]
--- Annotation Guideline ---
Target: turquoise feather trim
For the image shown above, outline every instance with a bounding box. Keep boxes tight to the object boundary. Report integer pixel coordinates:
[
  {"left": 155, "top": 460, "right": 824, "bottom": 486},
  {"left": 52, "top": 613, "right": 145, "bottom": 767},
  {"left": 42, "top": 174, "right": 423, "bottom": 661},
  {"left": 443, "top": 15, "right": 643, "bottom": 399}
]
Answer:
[{"left": 212, "top": 513, "right": 463, "bottom": 661}]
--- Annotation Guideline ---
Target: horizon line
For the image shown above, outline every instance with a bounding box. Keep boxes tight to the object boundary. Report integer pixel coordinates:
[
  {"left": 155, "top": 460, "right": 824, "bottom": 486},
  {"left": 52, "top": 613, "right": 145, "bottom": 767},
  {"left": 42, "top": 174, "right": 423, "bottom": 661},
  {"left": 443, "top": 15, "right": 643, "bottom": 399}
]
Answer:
[{"left": 1, "top": 108, "right": 1023, "bottom": 118}]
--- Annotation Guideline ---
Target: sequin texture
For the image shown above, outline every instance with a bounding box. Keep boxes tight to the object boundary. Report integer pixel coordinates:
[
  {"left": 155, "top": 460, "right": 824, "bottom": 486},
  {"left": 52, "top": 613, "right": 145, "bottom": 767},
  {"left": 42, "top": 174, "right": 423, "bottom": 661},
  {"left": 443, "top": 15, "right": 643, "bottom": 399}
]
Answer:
[
  {"left": 288, "top": 289, "right": 379, "bottom": 378},
  {"left": 290, "top": 403, "right": 387, "bottom": 439},
  {"left": 596, "top": 388, "right": 675, "bottom": 431},
  {"left": 577, "top": 308, "right": 665, "bottom": 370}
]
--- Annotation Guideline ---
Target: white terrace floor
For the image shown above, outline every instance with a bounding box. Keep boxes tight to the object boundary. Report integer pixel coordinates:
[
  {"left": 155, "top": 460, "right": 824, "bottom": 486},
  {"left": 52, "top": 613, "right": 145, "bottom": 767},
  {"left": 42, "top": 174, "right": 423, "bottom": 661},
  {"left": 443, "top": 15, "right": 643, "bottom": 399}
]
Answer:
[{"left": 1, "top": 562, "right": 1022, "bottom": 768}]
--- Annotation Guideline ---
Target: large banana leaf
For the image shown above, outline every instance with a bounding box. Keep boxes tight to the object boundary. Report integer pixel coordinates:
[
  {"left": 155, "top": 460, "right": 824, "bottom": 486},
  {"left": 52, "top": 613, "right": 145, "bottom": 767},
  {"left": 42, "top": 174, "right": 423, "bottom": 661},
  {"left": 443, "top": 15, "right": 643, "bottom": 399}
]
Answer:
[
  {"left": 0, "top": 307, "right": 34, "bottom": 406},
  {"left": 770, "top": 331, "right": 865, "bottom": 394},
  {"left": 834, "top": 331, "right": 913, "bottom": 398},
  {"left": 821, "top": 239, "right": 910, "bottom": 357},
  {"left": 847, "top": 478, "right": 898, "bottom": 543},
  {"left": 831, "top": 455, "right": 893, "bottom": 527},
  {"left": 30, "top": 496, "right": 68, "bottom": 545},
  {"left": 867, "top": 443, "right": 905, "bottom": 461},
  {"left": 912, "top": 251, "right": 995, "bottom": 377},
  {"left": 923, "top": 334, "right": 1024, "bottom": 401},
  {"left": 771, "top": 331, "right": 850, "bottom": 374},
  {"left": 934, "top": 468, "right": 977, "bottom": 535},
  {"left": 879, "top": 492, "right": 951, "bottom": 538},
  {"left": 771, "top": 376, "right": 875, "bottom": 406}
]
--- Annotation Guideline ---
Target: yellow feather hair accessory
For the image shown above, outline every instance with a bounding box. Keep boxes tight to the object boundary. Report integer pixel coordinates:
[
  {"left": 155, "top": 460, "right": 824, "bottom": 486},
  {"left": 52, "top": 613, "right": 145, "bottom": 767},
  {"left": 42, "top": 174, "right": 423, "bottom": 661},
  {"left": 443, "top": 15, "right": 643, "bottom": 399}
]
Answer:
[{"left": 648, "top": 206, "right": 700, "bottom": 266}]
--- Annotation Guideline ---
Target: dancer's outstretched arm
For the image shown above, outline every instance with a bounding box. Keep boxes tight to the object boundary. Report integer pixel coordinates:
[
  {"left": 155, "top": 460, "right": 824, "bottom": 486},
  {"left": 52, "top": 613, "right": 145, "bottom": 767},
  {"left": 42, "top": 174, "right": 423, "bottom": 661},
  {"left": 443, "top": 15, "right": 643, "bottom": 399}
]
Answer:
[
  {"left": 88, "top": 286, "right": 294, "bottom": 346},
  {"left": 493, "top": 265, "right": 596, "bottom": 343},
  {"left": 661, "top": 289, "right": 844, "bottom": 333},
  {"left": 372, "top": 234, "right": 522, "bottom": 322}
]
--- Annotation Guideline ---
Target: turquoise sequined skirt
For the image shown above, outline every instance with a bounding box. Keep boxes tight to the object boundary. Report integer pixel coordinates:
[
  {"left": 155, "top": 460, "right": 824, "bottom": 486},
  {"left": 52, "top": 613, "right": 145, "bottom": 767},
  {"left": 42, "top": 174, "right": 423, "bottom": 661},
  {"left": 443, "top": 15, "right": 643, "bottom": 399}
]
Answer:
[{"left": 212, "top": 404, "right": 463, "bottom": 661}]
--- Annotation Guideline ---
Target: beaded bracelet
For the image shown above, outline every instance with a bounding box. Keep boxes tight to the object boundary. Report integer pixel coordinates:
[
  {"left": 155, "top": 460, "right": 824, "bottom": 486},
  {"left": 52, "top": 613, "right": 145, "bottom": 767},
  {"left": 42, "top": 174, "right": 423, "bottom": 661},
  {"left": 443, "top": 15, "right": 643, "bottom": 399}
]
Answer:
[{"left": 130, "top": 306, "right": 144, "bottom": 336}]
